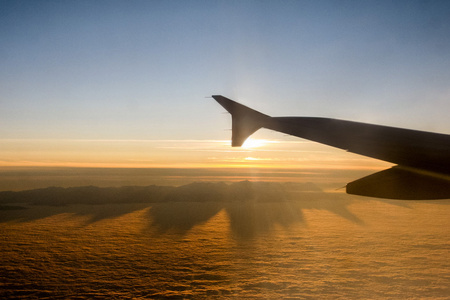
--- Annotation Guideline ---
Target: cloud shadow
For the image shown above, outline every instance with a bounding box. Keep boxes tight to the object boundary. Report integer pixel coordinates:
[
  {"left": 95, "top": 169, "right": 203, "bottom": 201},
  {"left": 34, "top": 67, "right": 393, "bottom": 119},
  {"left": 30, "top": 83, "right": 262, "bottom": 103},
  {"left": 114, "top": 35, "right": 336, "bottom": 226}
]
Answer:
[{"left": 0, "top": 181, "right": 366, "bottom": 239}]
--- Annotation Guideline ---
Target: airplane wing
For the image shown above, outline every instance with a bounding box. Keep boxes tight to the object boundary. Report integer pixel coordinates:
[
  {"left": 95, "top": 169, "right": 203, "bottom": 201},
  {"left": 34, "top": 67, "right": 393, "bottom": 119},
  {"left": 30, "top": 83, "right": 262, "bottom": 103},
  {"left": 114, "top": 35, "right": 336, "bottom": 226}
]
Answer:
[{"left": 212, "top": 95, "right": 450, "bottom": 199}]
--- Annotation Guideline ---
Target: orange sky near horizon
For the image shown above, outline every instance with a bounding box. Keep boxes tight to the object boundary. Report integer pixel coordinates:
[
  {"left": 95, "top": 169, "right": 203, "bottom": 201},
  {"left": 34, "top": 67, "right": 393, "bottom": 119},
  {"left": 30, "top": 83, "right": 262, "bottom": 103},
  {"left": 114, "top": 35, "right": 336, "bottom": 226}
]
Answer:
[
  {"left": 0, "top": 135, "right": 392, "bottom": 192},
  {"left": 0, "top": 135, "right": 390, "bottom": 171}
]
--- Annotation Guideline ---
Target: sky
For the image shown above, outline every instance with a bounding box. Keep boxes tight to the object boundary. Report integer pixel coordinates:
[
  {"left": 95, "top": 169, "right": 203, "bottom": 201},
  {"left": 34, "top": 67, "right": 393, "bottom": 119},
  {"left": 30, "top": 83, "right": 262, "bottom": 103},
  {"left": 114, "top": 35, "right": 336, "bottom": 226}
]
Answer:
[{"left": 1, "top": 0, "right": 450, "bottom": 169}]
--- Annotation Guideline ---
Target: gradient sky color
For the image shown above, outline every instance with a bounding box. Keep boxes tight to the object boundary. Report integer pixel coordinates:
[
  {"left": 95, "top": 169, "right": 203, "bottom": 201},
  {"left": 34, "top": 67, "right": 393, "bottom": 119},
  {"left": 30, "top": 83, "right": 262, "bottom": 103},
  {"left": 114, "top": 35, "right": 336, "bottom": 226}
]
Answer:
[{"left": 1, "top": 1, "right": 450, "bottom": 169}]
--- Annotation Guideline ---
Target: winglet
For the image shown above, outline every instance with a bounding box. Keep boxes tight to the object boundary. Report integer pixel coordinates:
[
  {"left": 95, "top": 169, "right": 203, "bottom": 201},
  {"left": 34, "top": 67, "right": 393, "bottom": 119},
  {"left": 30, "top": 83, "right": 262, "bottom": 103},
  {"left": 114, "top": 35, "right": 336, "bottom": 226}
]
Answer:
[{"left": 212, "top": 95, "right": 270, "bottom": 147}]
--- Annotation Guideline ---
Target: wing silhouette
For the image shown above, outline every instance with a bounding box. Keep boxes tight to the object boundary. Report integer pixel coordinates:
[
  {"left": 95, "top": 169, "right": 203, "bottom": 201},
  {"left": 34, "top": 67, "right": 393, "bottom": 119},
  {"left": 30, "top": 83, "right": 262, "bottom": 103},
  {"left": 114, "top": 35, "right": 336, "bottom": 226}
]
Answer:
[{"left": 212, "top": 95, "right": 450, "bottom": 199}]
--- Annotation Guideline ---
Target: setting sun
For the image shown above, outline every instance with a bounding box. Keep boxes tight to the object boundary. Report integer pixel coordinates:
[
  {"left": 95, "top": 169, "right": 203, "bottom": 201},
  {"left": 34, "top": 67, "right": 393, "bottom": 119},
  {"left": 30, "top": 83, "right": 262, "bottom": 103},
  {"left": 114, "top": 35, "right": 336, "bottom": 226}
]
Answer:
[{"left": 242, "top": 139, "right": 274, "bottom": 149}]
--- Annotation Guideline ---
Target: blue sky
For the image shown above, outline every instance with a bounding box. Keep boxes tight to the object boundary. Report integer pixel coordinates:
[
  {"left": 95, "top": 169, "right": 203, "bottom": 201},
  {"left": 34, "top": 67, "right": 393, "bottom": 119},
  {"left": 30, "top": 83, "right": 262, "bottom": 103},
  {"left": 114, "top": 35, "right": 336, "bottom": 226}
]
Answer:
[{"left": 1, "top": 0, "right": 450, "bottom": 167}]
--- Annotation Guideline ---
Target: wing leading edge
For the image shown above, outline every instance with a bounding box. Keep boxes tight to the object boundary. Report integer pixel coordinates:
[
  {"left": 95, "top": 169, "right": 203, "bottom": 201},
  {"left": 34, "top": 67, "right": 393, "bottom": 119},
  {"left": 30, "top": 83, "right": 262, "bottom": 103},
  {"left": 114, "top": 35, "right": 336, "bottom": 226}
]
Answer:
[{"left": 212, "top": 95, "right": 450, "bottom": 200}]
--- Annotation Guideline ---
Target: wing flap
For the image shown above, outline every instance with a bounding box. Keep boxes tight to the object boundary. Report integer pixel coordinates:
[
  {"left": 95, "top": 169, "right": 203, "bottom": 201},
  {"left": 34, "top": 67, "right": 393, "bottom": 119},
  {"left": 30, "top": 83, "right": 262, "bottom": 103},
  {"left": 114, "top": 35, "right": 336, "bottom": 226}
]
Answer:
[{"left": 346, "top": 166, "right": 450, "bottom": 200}]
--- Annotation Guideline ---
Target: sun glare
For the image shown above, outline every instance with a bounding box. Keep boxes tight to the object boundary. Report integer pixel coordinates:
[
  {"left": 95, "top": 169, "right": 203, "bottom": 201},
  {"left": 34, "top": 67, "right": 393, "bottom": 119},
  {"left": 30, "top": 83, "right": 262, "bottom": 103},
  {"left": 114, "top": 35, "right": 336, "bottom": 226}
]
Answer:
[{"left": 242, "top": 139, "right": 271, "bottom": 149}]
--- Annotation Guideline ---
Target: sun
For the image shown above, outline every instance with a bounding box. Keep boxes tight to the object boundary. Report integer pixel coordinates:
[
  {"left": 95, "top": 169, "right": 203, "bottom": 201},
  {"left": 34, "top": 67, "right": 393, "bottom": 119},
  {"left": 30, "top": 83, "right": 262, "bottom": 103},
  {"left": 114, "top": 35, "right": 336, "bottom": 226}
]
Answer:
[{"left": 241, "top": 139, "right": 269, "bottom": 149}]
